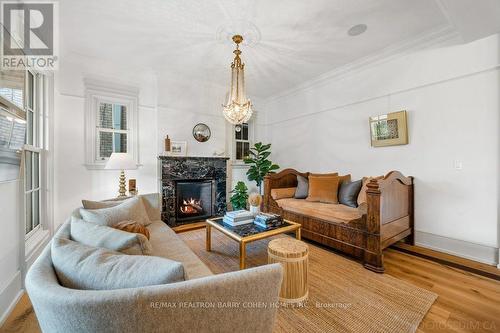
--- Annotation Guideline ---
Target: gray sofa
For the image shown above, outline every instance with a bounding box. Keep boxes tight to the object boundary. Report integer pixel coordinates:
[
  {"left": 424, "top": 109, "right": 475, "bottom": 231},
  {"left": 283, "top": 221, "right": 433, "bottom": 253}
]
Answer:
[{"left": 26, "top": 193, "right": 283, "bottom": 333}]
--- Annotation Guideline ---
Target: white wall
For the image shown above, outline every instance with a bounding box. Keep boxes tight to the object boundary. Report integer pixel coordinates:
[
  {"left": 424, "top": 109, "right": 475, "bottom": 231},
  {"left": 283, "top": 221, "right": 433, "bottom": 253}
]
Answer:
[
  {"left": 263, "top": 34, "right": 500, "bottom": 265},
  {"left": 53, "top": 54, "right": 158, "bottom": 228},
  {"left": 0, "top": 180, "right": 22, "bottom": 325}
]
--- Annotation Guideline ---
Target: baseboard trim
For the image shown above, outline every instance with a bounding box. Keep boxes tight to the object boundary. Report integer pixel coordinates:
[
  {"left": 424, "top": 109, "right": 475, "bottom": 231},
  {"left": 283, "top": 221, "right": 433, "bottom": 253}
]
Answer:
[
  {"left": 0, "top": 271, "right": 23, "bottom": 327},
  {"left": 415, "top": 231, "right": 499, "bottom": 266}
]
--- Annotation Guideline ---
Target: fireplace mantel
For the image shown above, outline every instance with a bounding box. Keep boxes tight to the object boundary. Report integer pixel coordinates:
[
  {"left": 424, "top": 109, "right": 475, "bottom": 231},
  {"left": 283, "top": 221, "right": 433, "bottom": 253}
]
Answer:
[{"left": 158, "top": 156, "right": 229, "bottom": 227}]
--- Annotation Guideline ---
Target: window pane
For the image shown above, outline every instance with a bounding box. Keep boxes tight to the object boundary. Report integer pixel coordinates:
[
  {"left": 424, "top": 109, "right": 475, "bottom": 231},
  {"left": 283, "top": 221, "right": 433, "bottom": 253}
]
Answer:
[
  {"left": 0, "top": 115, "right": 12, "bottom": 148},
  {"left": 27, "top": 72, "right": 34, "bottom": 109},
  {"left": 242, "top": 123, "right": 248, "bottom": 140},
  {"left": 32, "top": 191, "right": 40, "bottom": 230},
  {"left": 10, "top": 120, "right": 26, "bottom": 150},
  {"left": 25, "top": 193, "right": 32, "bottom": 234},
  {"left": 98, "top": 131, "right": 113, "bottom": 159},
  {"left": 236, "top": 142, "right": 242, "bottom": 160},
  {"left": 27, "top": 110, "right": 33, "bottom": 145},
  {"left": 113, "top": 132, "right": 127, "bottom": 153},
  {"left": 99, "top": 103, "right": 113, "bottom": 129},
  {"left": 235, "top": 125, "right": 241, "bottom": 140},
  {"left": 25, "top": 150, "right": 32, "bottom": 190},
  {"left": 33, "top": 152, "right": 39, "bottom": 188},
  {"left": 112, "top": 104, "right": 127, "bottom": 130},
  {"left": 243, "top": 142, "right": 250, "bottom": 159}
]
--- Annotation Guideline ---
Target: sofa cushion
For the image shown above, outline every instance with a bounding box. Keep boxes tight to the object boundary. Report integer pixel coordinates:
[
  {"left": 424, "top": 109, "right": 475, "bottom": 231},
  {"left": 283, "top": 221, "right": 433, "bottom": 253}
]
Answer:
[
  {"left": 357, "top": 176, "right": 384, "bottom": 205},
  {"left": 276, "top": 198, "right": 363, "bottom": 224},
  {"left": 338, "top": 179, "right": 362, "bottom": 208},
  {"left": 271, "top": 187, "right": 296, "bottom": 200},
  {"left": 310, "top": 172, "right": 339, "bottom": 177},
  {"left": 79, "top": 196, "right": 151, "bottom": 227},
  {"left": 306, "top": 175, "right": 340, "bottom": 204},
  {"left": 81, "top": 199, "right": 123, "bottom": 209},
  {"left": 51, "top": 237, "right": 185, "bottom": 290},
  {"left": 294, "top": 175, "right": 309, "bottom": 199},
  {"left": 147, "top": 221, "right": 212, "bottom": 280},
  {"left": 70, "top": 217, "right": 152, "bottom": 255}
]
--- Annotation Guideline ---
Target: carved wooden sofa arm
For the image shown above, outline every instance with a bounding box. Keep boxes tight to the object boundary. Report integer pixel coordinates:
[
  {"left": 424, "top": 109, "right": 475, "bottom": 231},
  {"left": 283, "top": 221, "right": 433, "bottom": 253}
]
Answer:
[
  {"left": 364, "top": 171, "right": 414, "bottom": 272},
  {"left": 263, "top": 168, "right": 309, "bottom": 213}
]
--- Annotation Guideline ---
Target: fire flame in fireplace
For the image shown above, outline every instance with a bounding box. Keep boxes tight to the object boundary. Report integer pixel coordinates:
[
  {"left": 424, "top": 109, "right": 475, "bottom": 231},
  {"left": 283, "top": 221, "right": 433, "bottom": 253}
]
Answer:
[{"left": 180, "top": 198, "right": 203, "bottom": 215}]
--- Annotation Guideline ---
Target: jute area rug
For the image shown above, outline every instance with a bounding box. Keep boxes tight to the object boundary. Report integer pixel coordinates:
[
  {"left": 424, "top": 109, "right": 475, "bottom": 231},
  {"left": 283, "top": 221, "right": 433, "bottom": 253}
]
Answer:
[{"left": 179, "top": 229, "right": 437, "bottom": 333}]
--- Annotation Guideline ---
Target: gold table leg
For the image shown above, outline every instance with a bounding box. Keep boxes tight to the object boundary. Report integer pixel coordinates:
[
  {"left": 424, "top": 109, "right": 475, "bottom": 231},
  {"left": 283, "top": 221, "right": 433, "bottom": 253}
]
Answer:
[
  {"left": 239, "top": 241, "right": 246, "bottom": 269},
  {"left": 206, "top": 225, "right": 211, "bottom": 251},
  {"left": 296, "top": 227, "right": 301, "bottom": 240}
]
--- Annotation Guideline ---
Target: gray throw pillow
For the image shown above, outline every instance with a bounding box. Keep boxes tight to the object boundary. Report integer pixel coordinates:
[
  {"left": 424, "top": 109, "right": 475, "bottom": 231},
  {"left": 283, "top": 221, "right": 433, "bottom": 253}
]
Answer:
[
  {"left": 51, "top": 237, "right": 185, "bottom": 290},
  {"left": 70, "top": 217, "right": 153, "bottom": 255},
  {"left": 338, "top": 179, "right": 363, "bottom": 208},
  {"left": 294, "top": 175, "right": 309, "bottom": 199},
  {"left": 80, "top": 196, "right": 151, "bottom": 226}
]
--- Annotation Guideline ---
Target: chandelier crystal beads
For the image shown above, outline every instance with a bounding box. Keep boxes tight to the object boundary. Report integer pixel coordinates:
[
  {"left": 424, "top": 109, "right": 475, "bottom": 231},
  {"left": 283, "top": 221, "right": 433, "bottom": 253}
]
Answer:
[{"left": 222, "top": 35, "right": 253, "bottom": 125}]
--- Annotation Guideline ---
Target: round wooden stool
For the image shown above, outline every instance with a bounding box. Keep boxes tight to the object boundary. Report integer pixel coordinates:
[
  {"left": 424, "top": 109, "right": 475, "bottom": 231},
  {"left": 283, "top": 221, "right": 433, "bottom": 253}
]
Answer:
[{"left": 268, "top": 238, "right": 309, "bottom": 304}]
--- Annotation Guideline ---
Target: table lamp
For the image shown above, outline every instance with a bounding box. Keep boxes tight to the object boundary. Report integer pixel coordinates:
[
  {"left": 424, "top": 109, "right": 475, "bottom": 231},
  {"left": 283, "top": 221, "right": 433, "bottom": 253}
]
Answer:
[{"left": 105, "top": 153, "right": 138, "bottom": 198}]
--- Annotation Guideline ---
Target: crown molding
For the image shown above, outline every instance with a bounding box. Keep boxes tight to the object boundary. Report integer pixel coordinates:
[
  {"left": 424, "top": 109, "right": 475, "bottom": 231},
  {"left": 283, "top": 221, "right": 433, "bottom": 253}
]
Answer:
[{"left": 263, "top": 24, "right": 461, "bottom": 106}]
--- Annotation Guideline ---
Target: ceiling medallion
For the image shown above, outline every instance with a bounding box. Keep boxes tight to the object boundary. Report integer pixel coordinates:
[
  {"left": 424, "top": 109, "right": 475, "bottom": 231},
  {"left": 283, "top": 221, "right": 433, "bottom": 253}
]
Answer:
[{"left": 222, "top": 34, "right": 253, "bottom": 125}]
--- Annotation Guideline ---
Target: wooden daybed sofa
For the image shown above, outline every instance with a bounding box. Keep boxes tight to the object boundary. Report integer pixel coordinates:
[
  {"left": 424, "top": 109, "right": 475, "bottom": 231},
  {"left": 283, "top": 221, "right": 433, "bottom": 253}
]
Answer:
[{"left": 263, "top": 169, "right": 414, "bottom": 273}]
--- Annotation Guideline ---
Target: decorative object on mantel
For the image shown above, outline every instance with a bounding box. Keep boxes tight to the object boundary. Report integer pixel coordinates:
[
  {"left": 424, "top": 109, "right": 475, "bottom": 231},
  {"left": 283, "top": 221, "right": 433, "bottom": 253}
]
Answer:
[
  {"left": 164, "top": 135, "right": 171, "bottom": 152},
  {"left": 129, "top": 179, "right": 137, "bottom": 196},
  {"left": 244, "top": 142, "right": 280, "bottom": 194},
  {"left": 370, "top": 110, "right": 408, "bottom": 147},
  {"left": 169, "top": 141, "right": 187, "bottom": 156},
  {"left": 105, "top": 153, "right": 138, "bottom": 198},
  {"left": 213, "top": 150, "right": 226, "bottom": 157},
  {"left": 222, "top": 35, "right": 253, "bottom": 125},
  {"left": 248, "top": 193, "right": 262, "bottom": 215},
  {"left": 230, "top": 181, "right": 249, "bottom": 211},
  {"left": 192, "top": 123, "right": 211, "bottom": 142}
]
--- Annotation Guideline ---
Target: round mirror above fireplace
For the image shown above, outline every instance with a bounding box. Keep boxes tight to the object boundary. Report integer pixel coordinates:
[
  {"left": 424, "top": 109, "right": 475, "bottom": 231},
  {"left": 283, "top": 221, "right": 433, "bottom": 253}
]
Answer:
[{"left": 192, "top": 123, "right": 211, "bottom": 142}]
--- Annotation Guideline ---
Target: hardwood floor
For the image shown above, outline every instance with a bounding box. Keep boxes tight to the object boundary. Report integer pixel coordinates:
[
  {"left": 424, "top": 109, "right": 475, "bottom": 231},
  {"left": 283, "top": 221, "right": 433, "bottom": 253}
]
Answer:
[{"left": 1, "top": 244, "right": 499, "bottom": 333}]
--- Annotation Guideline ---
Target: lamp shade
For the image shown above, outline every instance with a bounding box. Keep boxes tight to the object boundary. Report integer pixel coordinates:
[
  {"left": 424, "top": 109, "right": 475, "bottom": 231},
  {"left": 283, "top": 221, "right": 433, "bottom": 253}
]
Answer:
[{"left": 104, "top": 153, "right": 137, "bottom": 170}]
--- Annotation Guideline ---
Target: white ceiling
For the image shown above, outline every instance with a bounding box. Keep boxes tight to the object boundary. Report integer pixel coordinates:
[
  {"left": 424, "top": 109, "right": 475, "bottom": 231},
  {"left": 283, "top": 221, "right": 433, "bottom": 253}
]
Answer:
[{"left": 60, "top": 0, "right": 500, "bottom": 99}]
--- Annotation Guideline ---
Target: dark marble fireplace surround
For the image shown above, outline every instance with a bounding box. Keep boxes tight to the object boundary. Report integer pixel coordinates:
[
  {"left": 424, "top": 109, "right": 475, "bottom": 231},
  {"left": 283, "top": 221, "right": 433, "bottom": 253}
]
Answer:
[{"left": 159, "top": 156, "right": 228, "bottom": 227}]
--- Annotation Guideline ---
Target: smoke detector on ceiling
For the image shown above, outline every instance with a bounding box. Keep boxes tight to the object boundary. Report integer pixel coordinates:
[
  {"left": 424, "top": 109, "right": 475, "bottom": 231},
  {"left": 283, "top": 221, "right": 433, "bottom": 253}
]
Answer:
[{"left": 348, "top": 24, "right": 368, "bottom": 36}]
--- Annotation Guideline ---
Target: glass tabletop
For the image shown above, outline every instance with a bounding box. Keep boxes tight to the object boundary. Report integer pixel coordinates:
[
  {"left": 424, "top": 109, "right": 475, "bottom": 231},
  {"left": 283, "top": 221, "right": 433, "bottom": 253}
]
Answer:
[{"left": 209, "top": 217, "right": 295, "bottom": 238}]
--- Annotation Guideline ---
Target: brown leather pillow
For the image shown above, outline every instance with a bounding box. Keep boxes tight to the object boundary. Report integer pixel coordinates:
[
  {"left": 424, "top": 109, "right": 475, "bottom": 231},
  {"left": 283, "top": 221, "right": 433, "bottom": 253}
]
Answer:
[
  {"left": 310, "top": 172, "right": 338, "bottom": 177},
  {"left": 271, "top": 187, "right": 297, "bottom": 200},
  {"left": 357, "top": 176, "right": 384, "bottom": 205},
  {"left": 306, "top": 175, "right": 340, "bottom": 204},
  {"left": 113, "top": 220, "right": 150, "bottom": 240},
  {"left": 338, "top": 174, "right": 351, "bottom": 185}
]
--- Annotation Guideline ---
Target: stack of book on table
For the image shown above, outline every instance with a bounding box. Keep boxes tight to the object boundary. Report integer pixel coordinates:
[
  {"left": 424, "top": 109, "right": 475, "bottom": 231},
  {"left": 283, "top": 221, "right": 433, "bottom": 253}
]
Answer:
[
  {"left": 222, "top": 210, "right": 254, "bottom": 226},
  {"left": 254, "top": 213, "right": 283, "bottom": 228}
]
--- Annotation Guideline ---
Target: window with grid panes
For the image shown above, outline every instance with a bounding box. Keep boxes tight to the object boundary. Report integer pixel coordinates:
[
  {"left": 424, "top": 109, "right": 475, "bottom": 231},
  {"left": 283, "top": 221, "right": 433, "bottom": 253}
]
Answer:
[{"left": 234, "top": 123, "right": 250, "bottom": 161}]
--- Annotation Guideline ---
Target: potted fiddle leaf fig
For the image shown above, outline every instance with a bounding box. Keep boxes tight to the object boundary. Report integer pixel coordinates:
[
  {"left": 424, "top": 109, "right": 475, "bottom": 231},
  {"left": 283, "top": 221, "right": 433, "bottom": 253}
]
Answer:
[
  {"left": 243, "top": 142, "right": 280, "bottom": 194},
  {"left": 230, "top": 181, "right": 249, "bottom": 211}
]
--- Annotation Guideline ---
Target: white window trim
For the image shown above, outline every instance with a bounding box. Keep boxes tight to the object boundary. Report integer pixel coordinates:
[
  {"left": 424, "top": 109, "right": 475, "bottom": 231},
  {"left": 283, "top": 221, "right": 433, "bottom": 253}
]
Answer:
[
  {"left": 226, "top": 111, "right": 257, "bottom": 167},
  {"left": 23, "top": 72, "right": 53, "bottom": 260},
  {"left": 84, "top": 78, "right": 139, "bottom": 170}
]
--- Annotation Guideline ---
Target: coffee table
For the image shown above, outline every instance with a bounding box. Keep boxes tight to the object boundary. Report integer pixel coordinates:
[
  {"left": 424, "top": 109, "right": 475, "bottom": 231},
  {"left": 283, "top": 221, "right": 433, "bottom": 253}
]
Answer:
[{"left": 205, "top": 217, "right": 301, "bottom": 269}]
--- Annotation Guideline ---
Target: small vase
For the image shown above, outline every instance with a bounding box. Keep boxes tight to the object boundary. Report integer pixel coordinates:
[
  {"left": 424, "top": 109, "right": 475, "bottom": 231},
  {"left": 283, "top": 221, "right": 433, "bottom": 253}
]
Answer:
[{"left": 250, "top": 205, "right": 260, "bottom": 216}]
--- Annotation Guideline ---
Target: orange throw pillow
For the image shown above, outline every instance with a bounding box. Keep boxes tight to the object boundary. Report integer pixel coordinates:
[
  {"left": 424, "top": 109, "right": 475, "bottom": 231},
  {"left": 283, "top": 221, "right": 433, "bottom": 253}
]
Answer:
[
  {"left": 357, "top": 176, "right": 384, "bottom": 205},
  {"left": 271, "top": 187, "right": 297, "bottom": 200},
  {"left": 306, "top": 175, "right": 340, "bottom": 204},
  {"left": 310, "top": 172, "right": 338, "bottom": 177},
  {"left": 113, "top": 220, "right": 150, "bottom": 240}
]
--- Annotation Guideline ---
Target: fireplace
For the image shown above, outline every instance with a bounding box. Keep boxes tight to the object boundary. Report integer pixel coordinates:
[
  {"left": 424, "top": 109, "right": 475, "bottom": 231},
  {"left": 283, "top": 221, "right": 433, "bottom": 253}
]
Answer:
[
  {"left": 159, "top": 156, "right": 228, "bottom": 227},
  {"left": 175, "top": 179, "right": 215, "bottom": 223}
]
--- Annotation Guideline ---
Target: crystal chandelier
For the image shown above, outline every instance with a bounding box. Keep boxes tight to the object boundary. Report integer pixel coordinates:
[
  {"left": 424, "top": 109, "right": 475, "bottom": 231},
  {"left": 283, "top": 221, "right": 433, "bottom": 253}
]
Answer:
[{"left": 222, "top": 35, "right": 253, "bottom": 125}]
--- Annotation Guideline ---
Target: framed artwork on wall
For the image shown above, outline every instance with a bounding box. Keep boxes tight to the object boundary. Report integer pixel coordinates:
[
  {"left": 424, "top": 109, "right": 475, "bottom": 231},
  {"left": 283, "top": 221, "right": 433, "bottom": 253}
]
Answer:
[
  {"left": 369, "top": 110, "right": 408, "bottom": 147},
  {"left": 170, "top": 141, "right": 187, "bottom": 156}
]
